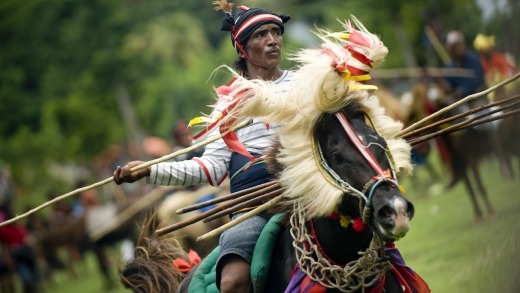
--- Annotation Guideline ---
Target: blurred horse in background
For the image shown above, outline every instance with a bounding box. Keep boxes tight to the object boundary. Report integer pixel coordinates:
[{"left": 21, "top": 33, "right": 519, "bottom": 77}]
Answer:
[
  {"left": 406, "top": 79, "right": 501, "bottom": 221},
  {"left": 30, "top": 200, "right": 140, "bottom": 290},
  {"left": 374, "top": 85, "right": 440, "bottom": 191},
  {"left": 157, "top": 182, "right": 230, "bottom": 257},
  {"left": 491, "top": 79, "right": 520, "bottom": 179}
]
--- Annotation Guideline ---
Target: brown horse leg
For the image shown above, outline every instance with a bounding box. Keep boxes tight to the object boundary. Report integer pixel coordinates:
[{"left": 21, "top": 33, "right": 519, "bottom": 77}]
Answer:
[
  {"left": 470, "top": 164, "right": 496, "bottom": 219},
  {"left": 0, "top": 273, "right": 17, "bottom": 293},
  {"left": 461, "top": 172, "right": 483, "bottom": 222},
  {"left": 65, "top": 245, "right": 79, "bottom": 279},
  {"left": 491, "top": 132, "right": 514, "bottom": 179},
  {"left": 92, "top": 245, "right": 114, "bottom": 290}
]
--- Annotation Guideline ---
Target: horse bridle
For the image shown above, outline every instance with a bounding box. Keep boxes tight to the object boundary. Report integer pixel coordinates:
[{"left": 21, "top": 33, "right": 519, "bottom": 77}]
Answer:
[
  {"left": 313, "top": 112, "right": 400, "bottom": 222},
  {"left": 292, "top": 112, "right": 399, "bottom": 291}
]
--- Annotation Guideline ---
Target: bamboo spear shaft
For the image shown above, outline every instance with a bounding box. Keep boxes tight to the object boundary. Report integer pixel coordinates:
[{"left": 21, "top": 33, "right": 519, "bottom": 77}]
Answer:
[
  {"left": 196, "top": 196, "right": 282, "bottom": 242},
  {"left": 203, "top": 188, "right": 283, "bottom": 223},
  {"left": 175, "top": 180, "right": 280, "bottom": 214},
  {"left": 371, "top": 67, "right": 474, "bottom": 79},
  {"left": 423, "top": 25, "right": 451, "bottom": 65},
  {"left": 396, "top": 72, "right": 520, "bottom": 138},
  {"left": 408, "top": 109, "right": 520, "bottom": 146},
  {"left": 154, "top": 183, "right": 283, "bottom": 236},
  {"left": 154, "top": 80, "right": 520, "bottom": 239},
  {"left": 0, "top": 119, "right": 252, "bottom": 227},
  {"left": 402, "top": 94, "right": 520, "bottom": 139}
]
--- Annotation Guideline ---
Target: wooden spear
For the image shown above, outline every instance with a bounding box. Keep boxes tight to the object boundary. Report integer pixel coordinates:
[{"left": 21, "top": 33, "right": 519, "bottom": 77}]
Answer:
[
  {"left": 408, "top": 109, "right": 520, "bottom": 146},
  {"left": 154, "top": 85, "right": 520, "bottom": 239},
  {"left": 402, "top": 94, "right": 520, "bottom": 139},
  {"left": 175, "top": 180, "right": 280, "bottom": 214},
  {"left": 0, "top": 119, "right": 252, "bottom": 227},
  {"left": 196, "top": 196, "right": 282, "bottom": 242},
  {"left": 203, "top": 188, "right": 284, "bottom": 223},
  {"left": 396, "top": 72, "right": 520, "bottom": 138},
  {"left": 154, "top": 183, "right": 283, "bottom": 236}
]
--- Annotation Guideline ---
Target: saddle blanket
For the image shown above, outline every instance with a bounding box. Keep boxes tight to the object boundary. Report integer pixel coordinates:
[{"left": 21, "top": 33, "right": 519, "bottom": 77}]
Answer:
[{"left": 188, "top": 213, "right": 284, "bottom": 293}]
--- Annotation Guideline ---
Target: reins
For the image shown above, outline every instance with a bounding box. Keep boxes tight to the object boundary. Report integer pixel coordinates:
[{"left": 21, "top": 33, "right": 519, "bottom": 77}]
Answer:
[{"left": 291, "top": 201, "right": 390, "bottom": 292}]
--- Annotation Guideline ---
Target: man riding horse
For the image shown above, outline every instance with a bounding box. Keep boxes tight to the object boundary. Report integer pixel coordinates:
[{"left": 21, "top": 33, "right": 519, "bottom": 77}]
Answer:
[
  {"left": 115, "top": 2, "right": 430, "bottom": 292},
  {"left": 114, "top": 2, "right": 292, "bottom": 292}
]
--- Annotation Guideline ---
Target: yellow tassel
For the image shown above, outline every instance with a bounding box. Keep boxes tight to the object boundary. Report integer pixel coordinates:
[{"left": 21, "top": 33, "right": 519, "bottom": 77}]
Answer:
[
  {"left": 399, "top": 185, "right": 406, "bottom": 194},
  {"left": 189, "top": 113, "right": 222, "bottom": 127},
  {"left": 342, "top": 69, "right": 351, "bottom": 82},
  {"left": 328, "top": 32, "right": 351, "bottom": 40},
  {"left": 350, "top": 74, "right": 372, "bottom": 82},
  {"left": 349, "top": 84, "right": 378, "bottom": 91},
  {"left": 339, "top": 215, "right": 351, "bottom": 228}
]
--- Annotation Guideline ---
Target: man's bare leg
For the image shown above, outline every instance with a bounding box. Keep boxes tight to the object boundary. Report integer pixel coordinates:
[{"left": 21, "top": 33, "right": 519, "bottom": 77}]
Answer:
[{"left": 220, "top": 255, "right": 252, "bottom": 293}]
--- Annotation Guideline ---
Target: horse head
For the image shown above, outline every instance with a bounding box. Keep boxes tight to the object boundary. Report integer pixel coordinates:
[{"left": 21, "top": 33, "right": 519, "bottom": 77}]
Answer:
[{"left": 314, "top": 101, "right": 414, "bottom": 244}]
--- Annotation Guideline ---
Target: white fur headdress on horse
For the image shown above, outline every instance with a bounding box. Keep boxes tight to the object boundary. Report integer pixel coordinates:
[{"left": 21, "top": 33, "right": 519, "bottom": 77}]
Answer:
[{"left": 197, "top": 16, "right": 413, "bottom": 218}]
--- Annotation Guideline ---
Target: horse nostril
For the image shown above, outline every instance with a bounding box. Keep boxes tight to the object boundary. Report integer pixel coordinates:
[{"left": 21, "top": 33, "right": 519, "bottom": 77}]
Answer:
[
  {"left": 406, "top": 201, "right": 415, "bottom": 220},
  {"left": 376, "top": 205, "right": 395, "bottom": 227}
]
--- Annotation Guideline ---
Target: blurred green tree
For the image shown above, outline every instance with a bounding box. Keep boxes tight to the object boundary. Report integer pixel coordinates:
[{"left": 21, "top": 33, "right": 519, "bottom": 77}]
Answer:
[{"left": 0, "top": 0, "right": 512, "bottom": 210}]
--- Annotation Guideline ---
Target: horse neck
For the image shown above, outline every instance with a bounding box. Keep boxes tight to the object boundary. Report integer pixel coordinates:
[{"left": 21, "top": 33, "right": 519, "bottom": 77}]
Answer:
[
  {"left": 265, "top": 227, "right": 297, "bottom": 292},
  {"left": 310, "top": 217, "right": 373, "bottom": 265}
]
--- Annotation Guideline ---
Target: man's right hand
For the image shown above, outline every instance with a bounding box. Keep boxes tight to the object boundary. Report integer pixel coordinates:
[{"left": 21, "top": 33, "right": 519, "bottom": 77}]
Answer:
[{"left": 113, "top": 161, "right": 150, "bottom": 184}]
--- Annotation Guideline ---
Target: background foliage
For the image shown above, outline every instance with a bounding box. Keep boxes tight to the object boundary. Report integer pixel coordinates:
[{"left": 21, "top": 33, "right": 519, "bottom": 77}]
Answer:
[{"left": 1, "top": 0, "right": 518, "bottom": 207}]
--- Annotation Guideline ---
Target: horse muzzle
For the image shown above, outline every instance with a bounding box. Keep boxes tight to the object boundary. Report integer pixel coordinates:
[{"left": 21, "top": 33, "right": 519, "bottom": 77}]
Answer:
[{"left": 371, "top": 196, "right": 415, "bottom": 243}]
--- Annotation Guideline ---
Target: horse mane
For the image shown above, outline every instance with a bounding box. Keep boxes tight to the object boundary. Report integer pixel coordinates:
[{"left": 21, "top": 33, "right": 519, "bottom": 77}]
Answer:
[
  {"left": 119, "top": 213, "right": 187, "bottom": 293},
  {"left": 201, "top": 16, "right": 412, "bottom": 219}
]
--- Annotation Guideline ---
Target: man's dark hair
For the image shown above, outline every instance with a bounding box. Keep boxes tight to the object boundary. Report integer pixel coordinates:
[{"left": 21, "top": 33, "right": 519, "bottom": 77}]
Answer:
[{"left": 233, "top": 57, "right": 247, "bottom": 74}]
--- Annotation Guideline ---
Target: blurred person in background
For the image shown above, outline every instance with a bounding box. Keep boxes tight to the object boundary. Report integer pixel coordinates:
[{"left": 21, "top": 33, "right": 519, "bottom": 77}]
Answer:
[
  {"left": 474, "top": 33, "right": 518, "bottom": 100},
  {"left": 0, "top": 203, "right": 40, "bottom": 293},
  {"left": 170, "top": 119, "right": 205, "bottom": 162},
  {"left": 439, "top": 30, "right": 486, "bottom": 107}
]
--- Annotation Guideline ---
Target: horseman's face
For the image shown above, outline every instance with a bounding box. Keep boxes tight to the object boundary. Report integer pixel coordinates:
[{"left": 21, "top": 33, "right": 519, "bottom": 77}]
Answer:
[
  {"left": 446, "top": 42, "right": 466, "bottom": 61},
  {"left": 241, "top": 23, "right": 283, "bottom": 70}
]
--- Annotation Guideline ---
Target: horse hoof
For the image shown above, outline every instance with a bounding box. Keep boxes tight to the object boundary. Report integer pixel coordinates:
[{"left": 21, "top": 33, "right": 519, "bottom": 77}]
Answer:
[{"left": 473, "top": 215, "right": 484, "bottom": 223}]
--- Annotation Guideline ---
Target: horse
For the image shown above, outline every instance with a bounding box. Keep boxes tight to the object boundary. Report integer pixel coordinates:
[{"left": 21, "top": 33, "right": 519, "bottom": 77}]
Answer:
[
  {"left": 408, "top": 80, "right": 498, "bottom": 221},
  {"left": 120, "top": 97, "right": 423, "bottom": 293},
  {"left": 31, "top": 201, "right": 139, "bottom": 290},
  {"left": 118, "top": 17, "right": 429, "bottom": 293},
  {"left": 157, "top": 182, "right": 231, "bottom": 257},
  {"left": 493, "top": 79, "right": 520, "bottom": 178},
  {"left": 497, "top": 106, "right": 520, "bottom": 177}
]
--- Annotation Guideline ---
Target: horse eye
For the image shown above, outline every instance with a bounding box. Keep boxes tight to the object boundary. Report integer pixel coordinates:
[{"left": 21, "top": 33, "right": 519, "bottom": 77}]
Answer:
[{"left": 331, "top": 153, "right": 345, "bottom": 165}]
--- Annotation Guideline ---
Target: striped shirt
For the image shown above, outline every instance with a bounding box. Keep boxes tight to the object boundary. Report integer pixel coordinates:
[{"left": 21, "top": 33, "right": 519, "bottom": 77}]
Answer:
[{"left": 149, "top": 70, "right": 293, "bottom": 187}]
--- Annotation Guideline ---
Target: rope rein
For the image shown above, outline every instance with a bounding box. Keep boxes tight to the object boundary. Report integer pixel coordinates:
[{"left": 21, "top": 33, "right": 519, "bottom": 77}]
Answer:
[
  {"left": 290, "top": 201, "right": 391, "bottom": 292},
  {"left": 314, "top": 140, "right": 368, "bottom": 203}
]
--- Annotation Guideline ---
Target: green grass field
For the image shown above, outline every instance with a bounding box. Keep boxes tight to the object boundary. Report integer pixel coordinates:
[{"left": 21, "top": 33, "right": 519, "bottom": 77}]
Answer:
[
  {"left": 37, "top": 153, "right": 520, "bottom": 293},
  {"left": 398, "top": 154, "right": 520, "bottom": 292}
]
